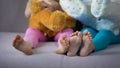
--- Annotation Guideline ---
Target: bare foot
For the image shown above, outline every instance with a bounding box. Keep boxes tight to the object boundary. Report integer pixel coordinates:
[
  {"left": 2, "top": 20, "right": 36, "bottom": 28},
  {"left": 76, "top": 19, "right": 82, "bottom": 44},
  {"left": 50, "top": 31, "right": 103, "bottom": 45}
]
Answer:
[
  {"left": 67, "top": 31, "right": 82, "bottom": 56},
  {"left": 56, "top": 35, "right": 69, "bottom": 54},
  {"left": 13, "top": 35, "right": 33, "bottom": 55},
  {"left": 80, "top": 30, "right": 94, "bottom": 57}
]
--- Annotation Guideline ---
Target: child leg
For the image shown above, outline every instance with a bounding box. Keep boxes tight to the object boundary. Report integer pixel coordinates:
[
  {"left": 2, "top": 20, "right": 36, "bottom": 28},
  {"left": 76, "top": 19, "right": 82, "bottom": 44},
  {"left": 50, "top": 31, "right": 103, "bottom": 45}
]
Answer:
[
  {"left": 79, "top": 27, "right": 97, "bottom": 56},
  {"left": 55, "top": 28, "right": 73, "bottom": 54},
  {"left": 81, "top": 27, "right": 97, "bottom": 38},
  {"left": 13, "top": 28, "right": 47, "bottom": 55},
  {"left": 24, "top": 28, "right": 47, "bottom": 48},
  {"left": 80, "top": 29, "right": 115, "bottom": 56},
  {"left": 93, "top": 30, "right": 116, "bottom": 51},
  {"left": 65, "top": 27, "right": 97, "bottom": 56},
  {"left": 67, "top": 31, "right": 82, "bottom": 56}
]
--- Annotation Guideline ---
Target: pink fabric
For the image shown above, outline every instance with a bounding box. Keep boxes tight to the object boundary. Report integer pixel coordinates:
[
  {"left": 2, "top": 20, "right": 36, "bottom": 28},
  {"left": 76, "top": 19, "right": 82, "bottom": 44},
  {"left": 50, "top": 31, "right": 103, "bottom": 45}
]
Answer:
[
  {"left": 23, "top": 28, "right": 73, "bottom": 48},
  {"left": 54, "top": 28, "right": 74, "bottom": 46},
  {"left": 24, "top": 28, "right": 47, "bottom": 48}
]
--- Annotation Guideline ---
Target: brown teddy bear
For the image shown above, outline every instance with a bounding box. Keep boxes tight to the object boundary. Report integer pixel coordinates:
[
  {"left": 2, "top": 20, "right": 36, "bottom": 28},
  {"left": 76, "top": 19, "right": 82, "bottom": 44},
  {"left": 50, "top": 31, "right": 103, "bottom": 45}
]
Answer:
[
  {"left": 29, "top": 0, "right": 76, "bottom": 37},
  {"left": 12, "top": 0, "right": 76, "bottom": 55}
]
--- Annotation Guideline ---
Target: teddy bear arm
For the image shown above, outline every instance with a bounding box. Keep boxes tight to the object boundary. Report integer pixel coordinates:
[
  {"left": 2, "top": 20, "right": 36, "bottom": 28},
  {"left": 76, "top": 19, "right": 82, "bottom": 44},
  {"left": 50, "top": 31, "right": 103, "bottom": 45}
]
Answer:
[
  {"left": 63, "top": 12, "right": 76, "bottom": 28},
  {"left": 47, "top": 11, "right": 68, "bottom": 32}
]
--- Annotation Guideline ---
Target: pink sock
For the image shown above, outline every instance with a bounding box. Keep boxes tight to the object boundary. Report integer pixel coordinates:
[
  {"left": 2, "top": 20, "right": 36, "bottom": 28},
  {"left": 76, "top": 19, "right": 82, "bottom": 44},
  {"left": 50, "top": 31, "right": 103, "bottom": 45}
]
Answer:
[
  {"left": 54, "top": 28, "right": 73, "bottom": 46},
  {"left": 24, "top": 28, "right": 47, "bottom": 48}
]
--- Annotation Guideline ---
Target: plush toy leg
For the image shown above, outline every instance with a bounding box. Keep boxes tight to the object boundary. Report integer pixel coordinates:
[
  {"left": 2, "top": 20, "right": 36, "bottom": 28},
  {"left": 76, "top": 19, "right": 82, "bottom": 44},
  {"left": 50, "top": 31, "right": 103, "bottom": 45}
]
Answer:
[
  {"left": 24, "top": 28, "right": 47, "bottom": 48},
  {"left": 55, "top": 28, "right": 73, "bottom": 54},
  {"left": 54, "top": 28, "right": 73, "bottom": 43}
]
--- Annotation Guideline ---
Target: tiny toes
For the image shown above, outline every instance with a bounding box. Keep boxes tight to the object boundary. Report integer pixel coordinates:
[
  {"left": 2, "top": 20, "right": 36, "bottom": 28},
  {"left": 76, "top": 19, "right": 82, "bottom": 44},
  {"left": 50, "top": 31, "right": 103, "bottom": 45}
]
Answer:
[
  {"left": 83, "top": 30, "right": 88, "bottom": 35},
  {"left": 71, "top": 31, "right": 78, "bottom": 37},
  {"left": 65, "top": 40, "right": 69, "bottom": 46},
  {"left": 13, "top": 35, "right": 24, "bottom": 48},
  {"left": 78, "top": 32, "right": 82, "bottom": 36},
  {"left": 70, "top": 33, "right": 75, "bottom": 37}
]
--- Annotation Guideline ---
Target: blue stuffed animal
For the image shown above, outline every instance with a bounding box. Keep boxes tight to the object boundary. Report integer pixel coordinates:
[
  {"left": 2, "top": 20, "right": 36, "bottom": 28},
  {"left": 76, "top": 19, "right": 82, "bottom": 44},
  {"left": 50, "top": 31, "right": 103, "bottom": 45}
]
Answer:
[{"left": 60, "top": 0, "right": 120, "bottom": 53}]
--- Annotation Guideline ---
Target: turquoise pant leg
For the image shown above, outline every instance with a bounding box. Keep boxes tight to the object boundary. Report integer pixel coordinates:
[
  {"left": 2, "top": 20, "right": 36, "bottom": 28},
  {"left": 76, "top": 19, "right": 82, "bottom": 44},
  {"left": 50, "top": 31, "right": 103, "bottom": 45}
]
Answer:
[
  {"left": 81, "top": 27, "right": 97, "bottom": 38},
  {"left": 80, "top": 27, "right": 116, "bottom": 52},
  {"left": 93, "top": 30, "right": 115, "bottom": 51}
]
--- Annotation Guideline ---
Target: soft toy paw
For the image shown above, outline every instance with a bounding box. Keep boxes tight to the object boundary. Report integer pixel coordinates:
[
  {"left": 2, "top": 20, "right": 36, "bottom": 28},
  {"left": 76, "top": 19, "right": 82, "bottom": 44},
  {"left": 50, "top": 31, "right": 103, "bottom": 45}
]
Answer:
[{"left": 39, "top": 10, "right": 76, "bottom": 31}]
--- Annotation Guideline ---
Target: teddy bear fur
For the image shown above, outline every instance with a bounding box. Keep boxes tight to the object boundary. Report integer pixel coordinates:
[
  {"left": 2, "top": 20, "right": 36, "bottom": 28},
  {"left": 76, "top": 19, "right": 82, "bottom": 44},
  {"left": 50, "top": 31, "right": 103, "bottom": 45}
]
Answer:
[{"left": 29, "top": 0, "right": 76, "bottom": 37}]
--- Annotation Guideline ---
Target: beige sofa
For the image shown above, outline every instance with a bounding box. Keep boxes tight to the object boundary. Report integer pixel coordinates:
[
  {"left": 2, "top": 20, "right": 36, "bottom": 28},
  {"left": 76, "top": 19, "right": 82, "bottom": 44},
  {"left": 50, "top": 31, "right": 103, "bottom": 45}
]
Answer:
[{"left": 0, "top": 0, "right": 120, "bottom": 68}]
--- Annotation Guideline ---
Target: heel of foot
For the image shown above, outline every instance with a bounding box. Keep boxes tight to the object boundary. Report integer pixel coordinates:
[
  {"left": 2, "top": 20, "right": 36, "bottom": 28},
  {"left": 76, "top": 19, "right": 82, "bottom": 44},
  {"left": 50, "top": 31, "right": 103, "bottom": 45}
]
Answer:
[
  {"left": 24, "top": 49, "right": 33, "bottom": 55},
  {"left": 56, "top": 48, "right": 66, "bottom": 54},
  {"left": 13, "top": 35, "right": 24, "bottom": 49},
  {"left": 67, "top": 52, "right": 76, "bottom": 56}
]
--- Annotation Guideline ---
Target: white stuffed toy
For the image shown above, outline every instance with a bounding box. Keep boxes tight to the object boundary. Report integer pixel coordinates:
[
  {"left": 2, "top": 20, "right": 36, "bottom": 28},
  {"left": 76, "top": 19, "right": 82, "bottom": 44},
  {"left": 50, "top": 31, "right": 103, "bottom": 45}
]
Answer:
[
  {"left": 60, "top": 0, "right": 120, "bottom": 35},
  {"left": 60, "top": 0, "right": 120, "bottom": 56}
]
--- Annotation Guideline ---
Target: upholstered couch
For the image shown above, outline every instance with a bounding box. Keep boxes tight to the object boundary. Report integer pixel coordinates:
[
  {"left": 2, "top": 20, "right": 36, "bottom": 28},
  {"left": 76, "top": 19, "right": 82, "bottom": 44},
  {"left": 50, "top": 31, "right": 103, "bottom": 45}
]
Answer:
[{"left": 0, "top": 0, "right": 120, "bottom": 68}]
